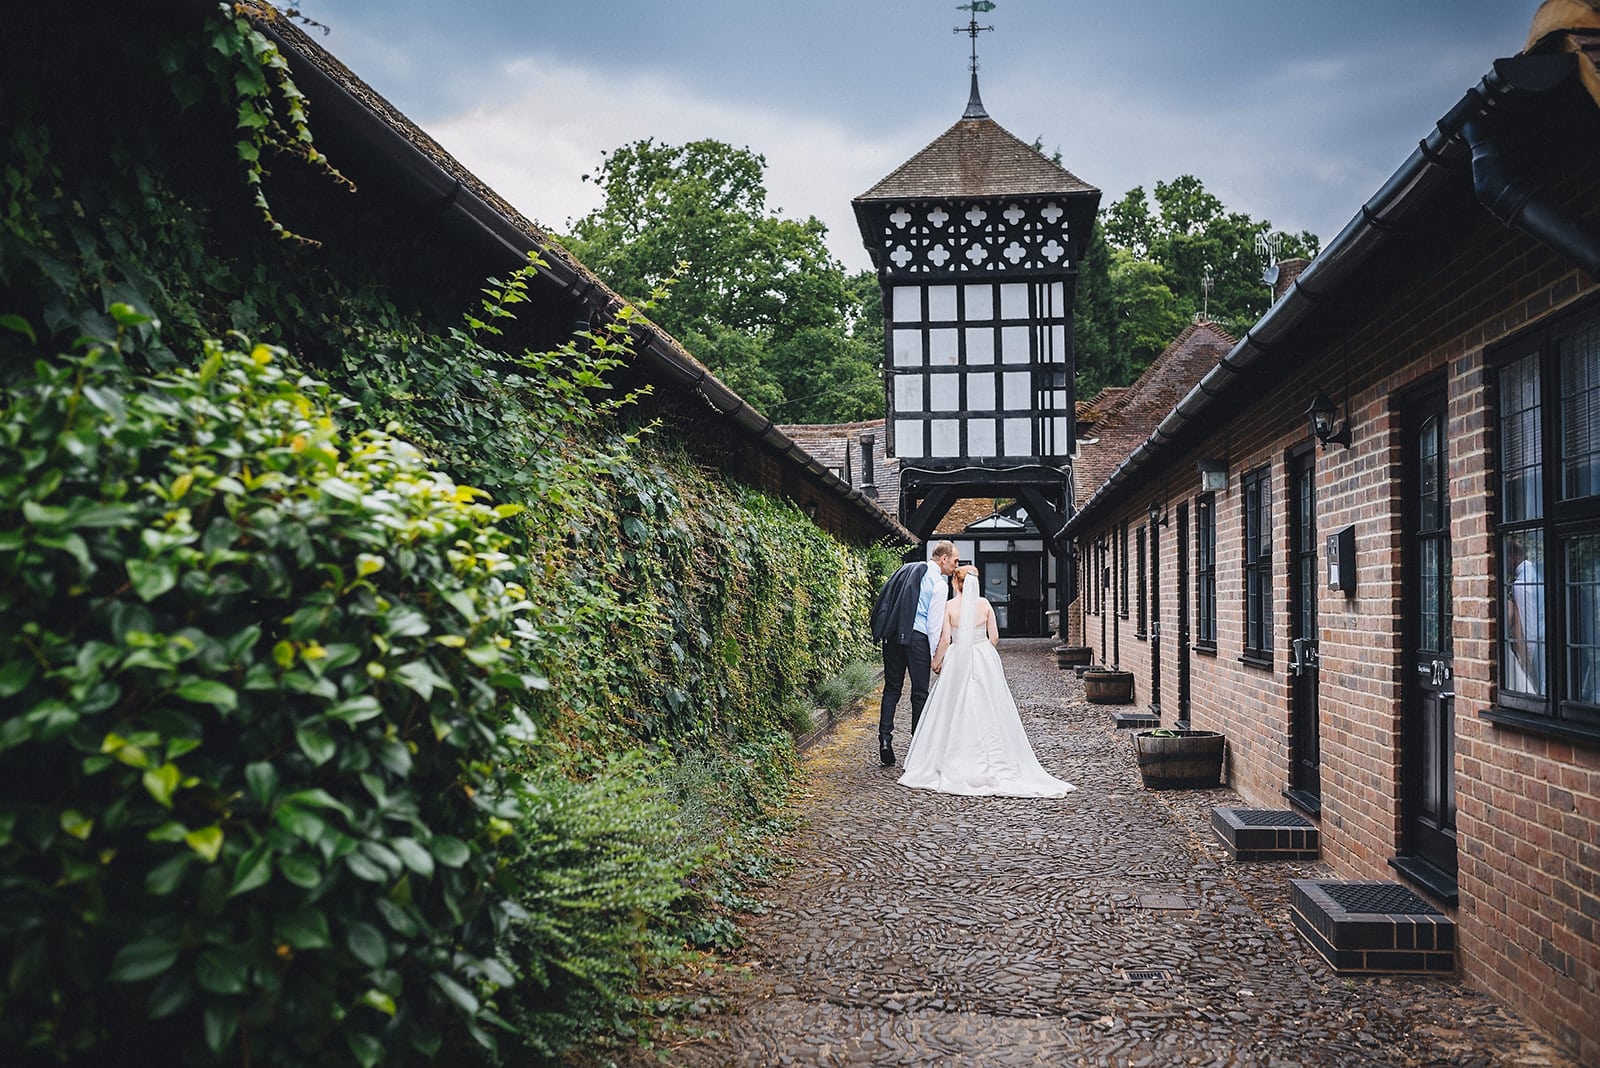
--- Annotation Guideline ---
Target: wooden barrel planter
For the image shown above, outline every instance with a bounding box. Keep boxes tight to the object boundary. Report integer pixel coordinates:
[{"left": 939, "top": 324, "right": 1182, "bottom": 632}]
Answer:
[
  {"left": 1134, "top": 729, "right": 1225, "bottom": 789},
  {"left": 1054, "top": 644, "right": 1092, "bottom": 670},
  {"left": 1082, "top": 667, "right": 1135, "bottom": 704}
]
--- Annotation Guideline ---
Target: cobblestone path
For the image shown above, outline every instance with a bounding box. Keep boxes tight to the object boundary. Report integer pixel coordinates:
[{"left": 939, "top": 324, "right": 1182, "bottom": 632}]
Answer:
[{"left": 629, "top": 640, "right": 1577, "bottom": 1068}]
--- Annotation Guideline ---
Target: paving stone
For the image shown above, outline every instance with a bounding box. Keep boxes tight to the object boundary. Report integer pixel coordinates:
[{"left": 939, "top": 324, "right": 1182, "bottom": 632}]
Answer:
[{"left": 603, "top": 639, "right": 1579, "bottom": 1068}]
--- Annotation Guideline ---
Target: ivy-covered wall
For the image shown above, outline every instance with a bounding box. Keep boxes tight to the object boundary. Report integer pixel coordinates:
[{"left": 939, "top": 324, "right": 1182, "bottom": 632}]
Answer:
[{"left": 0, "top": 4, "right": 898, "bottom": 1064}]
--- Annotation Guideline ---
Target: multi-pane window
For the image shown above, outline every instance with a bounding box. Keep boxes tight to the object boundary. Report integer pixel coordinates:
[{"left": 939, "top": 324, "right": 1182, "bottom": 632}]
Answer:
[
  {"left": 1196, "top": 493, "right": 1217, "bottom": 650},
  {"left": 1119, "top": 521, "right": 1130, "bottom": 618},
  {"left": 1242, "top": 467, "right": 1274, "bottom": 660},
  {"left": 1136, "top": 526, "right": 1148, "bottom": 638},
  {"left": 886, "top": 279, "right": 1071, "bottom": 460},
  {"left": 1495, "top": 307, "right": 1600, "bottom": 735}
]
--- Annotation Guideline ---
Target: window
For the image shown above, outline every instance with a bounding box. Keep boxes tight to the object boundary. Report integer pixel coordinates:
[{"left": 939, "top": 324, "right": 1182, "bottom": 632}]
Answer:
[
  {"left": 1196, "top": 493, "right": 1217, "bottom": 651},
  {"left": 1136, "top": 526, "right": 1148, "bottom": 638},
  {"left": 1242, "top": 466, "right": 1273, "bottom": 661},
  {"left": 1492, "top": 306, "right": 1600, "bottom": 738},
  {"left": 1119, "top": 521, "right": 1130, "bottom": 618}
]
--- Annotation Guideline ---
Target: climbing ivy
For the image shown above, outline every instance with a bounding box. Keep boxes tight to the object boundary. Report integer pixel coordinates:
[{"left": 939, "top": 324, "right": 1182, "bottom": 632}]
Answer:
[{"left": 1, "top": 2, "right": 896, "bottom": 1063}]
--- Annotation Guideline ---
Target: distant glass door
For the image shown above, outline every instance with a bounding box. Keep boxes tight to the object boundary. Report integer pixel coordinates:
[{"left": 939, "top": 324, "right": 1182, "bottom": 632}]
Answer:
[{"left": 981, "top": 556, "right": 1044, "bottom": 636}]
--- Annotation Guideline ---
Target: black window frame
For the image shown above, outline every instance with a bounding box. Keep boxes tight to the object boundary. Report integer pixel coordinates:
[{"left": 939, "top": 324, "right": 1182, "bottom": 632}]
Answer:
[
  {"left": 1135, "top": 525, "right": 1148, "bottom": 639},
  {"left": 1486, "top": 300, "right": 1600, "bottom": 744},
  {"left": 1118, "top": 521, "right": 1130, "bottom": 618},
  {"left": 1241, "top": 465, "right": 1274, "bottom": 664},
  {"left": 1195, "top": 492, "right": 1217, "bottom": 652}
]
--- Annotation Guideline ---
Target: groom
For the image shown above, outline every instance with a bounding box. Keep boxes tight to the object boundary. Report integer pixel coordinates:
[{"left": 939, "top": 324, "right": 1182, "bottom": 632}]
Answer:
[{"left": 869, "top": 540, "right": 959, "bottom": 766}]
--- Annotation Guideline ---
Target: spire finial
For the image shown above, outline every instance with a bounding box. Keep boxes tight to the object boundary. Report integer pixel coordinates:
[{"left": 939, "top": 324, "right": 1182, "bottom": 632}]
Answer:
[{"left": 954, "top": 2, "right": 995, "bottom": 118}]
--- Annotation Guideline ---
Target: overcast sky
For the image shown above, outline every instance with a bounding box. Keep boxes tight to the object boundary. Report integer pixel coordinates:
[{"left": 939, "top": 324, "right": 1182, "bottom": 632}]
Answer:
[{"left": 284, "top": 1, "right": 1543, "bottom": 273}]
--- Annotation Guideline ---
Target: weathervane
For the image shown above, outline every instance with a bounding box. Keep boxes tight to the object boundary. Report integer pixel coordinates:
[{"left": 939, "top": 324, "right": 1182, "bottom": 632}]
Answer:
[
  {"left": 954, "top": 2, "right": 996, "bottom": 75},
  {"left": 954, "top": 2, "right": 996, "bottom": 118}
]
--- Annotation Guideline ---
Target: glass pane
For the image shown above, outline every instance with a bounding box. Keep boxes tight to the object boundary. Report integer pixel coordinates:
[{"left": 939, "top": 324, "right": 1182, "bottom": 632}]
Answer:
[
  {"left": 1003, "top": 418, "right": 1031, "bottom": 456},
  {"left": 892, "top": 286, "right": 922, "bottom": 324},
  {"left": 965, "top": 327, "right": 995, "bottom": 365},
  {"left": 963, "top": 284, "right": 994, "bottom": 321},
  {"left": 1000, "top": 283, "right": 1029, "bottom": 319},
  {"left": 968, "top": 372, "right": 995, "bottom": 410},
  {"left": 966, "top": 420, "right": 995, "bottom": 458},
  {"left": 893, "top": 375, "right": 923, "bottom": 411},
  {"left": 1504, "top": 532, "right": 1547, "bottom": 696},
  {"left": 1420, "top": 539, "right": 1441, "bottom": 652},
  {"left": 1419, "top": 415, "right": 1443, "bottom": 532},
  {"left": 1003, "top": 371, "right": 1031, "bottom": 409},
  {"left": 892, "top": 328, "right": 922, "bottom": 367},
  {"left": 1499, "top": 354, "right": 1543, "bottom": 522},
  {"left": 1000, "top": 326, "right": 1031, "bottom": 364},
  {"left": 1565, "top": 535, "right": 1600, "bottom": 704},
  {"left": 1299, "top": 556, "right": 1315, "bottom": 634},
  {"left": 928, "top": 374, "right": 960, "bottom": 411},
  {"left": 1561, "top": 322, "right": 1600, "bottom": 500},
  {"left": 894, "top": 418, "right": 923, "bottom": 458}
]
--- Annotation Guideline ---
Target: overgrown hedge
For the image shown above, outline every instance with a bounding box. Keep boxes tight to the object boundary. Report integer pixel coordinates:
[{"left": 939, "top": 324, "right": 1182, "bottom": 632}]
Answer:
[{"left": 1, "top": 5, "right": 900, "bottom": 1063}]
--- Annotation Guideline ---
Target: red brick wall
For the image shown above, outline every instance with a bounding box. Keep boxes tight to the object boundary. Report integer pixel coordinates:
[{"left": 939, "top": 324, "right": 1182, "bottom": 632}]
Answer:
[{"left": 1073, "top": 177, "right": 1600, "bottom": 1061}]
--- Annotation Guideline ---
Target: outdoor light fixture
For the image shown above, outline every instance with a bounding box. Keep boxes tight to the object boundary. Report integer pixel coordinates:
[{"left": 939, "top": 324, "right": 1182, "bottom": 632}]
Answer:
[
  {"left": 1197, "top": 458, "right": 1229, "bottom": 492},
  {"left": 1147, "top": 500, "right": 1165, "bottom": 526},
  {"left": 1305, "top": 391, "right": 1352, "bottom": 449}
]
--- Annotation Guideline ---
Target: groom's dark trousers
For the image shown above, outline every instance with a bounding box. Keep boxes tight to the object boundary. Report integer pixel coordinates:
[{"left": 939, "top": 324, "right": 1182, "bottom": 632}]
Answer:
[{"left": 880, "top": 633, "right": 931, "bottom": 738}]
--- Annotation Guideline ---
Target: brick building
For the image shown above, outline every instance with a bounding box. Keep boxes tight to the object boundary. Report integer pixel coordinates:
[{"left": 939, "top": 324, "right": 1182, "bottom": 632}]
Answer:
[{"left": 1067, "top": 10, "right": 1600, "bottom": 1062}]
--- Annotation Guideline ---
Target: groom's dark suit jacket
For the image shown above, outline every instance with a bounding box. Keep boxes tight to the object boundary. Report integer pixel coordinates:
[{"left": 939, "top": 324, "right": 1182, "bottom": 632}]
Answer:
[{"left": 871, "top": 562, "right": 934, "bottom": 646}]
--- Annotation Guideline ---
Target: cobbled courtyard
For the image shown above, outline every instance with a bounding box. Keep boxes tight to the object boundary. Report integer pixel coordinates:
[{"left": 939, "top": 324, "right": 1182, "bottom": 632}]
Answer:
[{"left": 620, "top": 639, "right": 1579, "bottom": 1068}]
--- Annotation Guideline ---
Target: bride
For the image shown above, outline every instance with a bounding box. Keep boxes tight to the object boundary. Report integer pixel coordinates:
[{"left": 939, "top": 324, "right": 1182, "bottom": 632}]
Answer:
[{"left": 898, "top": 565, "right": 1076, "bottom": 798}]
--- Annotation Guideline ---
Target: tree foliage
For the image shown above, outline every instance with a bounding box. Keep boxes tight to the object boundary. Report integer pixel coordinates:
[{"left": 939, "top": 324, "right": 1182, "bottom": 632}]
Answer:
[
  {"left": 564, "top": 139, "right": 883, "bottom": 424},
  {"left": 1074, "top": 174, "right": 1320, "bottom": 397}
]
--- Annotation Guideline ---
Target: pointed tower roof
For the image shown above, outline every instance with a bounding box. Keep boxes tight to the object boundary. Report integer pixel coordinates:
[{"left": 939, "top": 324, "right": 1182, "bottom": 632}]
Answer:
[{"left": 855, "top": 111, "right": 1097, "bottom": 203}]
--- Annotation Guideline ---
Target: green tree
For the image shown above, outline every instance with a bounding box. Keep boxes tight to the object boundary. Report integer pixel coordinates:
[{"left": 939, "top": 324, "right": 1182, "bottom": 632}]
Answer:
[
  {"left": 1076, "top": 174, "right": 1320, "bottom": 393},
  {"left": 564, "top": 139, "right": 881, "bottom": 423}
]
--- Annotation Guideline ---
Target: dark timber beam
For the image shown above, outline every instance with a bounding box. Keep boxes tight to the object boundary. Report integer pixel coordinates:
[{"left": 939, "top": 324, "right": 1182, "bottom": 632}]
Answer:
[{"left": 904, "top": 487, "right": 959, "bottom": 540}]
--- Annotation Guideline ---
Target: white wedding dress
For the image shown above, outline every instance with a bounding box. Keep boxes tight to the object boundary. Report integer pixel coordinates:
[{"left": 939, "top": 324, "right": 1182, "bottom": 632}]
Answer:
[{"left": 898, "top": 577, "right": 1076, "bottom": 798}]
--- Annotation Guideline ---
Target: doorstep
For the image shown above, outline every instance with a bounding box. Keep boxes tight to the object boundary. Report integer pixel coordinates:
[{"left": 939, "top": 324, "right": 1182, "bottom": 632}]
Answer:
[
  {"left": 1211, "top": 807, "right": 1319, "bottom": 861},
  {"left": 1290, "top": 879, "right": 1456, "bottom": 976}
]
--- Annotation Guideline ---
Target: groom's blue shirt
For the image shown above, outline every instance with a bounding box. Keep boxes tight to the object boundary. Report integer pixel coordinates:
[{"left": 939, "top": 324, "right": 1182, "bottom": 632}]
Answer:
[{"left": 913, "top": 562, "right": 940, "bottom": 636}]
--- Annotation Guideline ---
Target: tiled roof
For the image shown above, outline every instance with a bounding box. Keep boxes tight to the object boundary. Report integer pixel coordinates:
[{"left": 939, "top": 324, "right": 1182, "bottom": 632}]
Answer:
[
  {"left": 777, "top": 420, "right": 901, "bottom": 512},
  {"left": 1071, "top": 320, "right": 1237, "bottom": 508},
  {"left": 940, "top": 497, "right": 1012, "bottom": 532},
  {"left": 855, "top": 116, "right": 1098, "bottom": 203}
]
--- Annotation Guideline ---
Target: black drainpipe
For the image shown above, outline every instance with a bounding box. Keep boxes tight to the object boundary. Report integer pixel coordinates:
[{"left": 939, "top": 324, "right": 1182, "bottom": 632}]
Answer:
[{"left": 1462, "top": 57, "right": 1600, "bottom": 280}]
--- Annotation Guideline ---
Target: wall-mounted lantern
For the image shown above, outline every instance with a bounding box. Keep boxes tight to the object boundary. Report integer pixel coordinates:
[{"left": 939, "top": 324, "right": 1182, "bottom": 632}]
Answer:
[{"left": 1305, "top": 391, "right": 1352, "bottom": 449}]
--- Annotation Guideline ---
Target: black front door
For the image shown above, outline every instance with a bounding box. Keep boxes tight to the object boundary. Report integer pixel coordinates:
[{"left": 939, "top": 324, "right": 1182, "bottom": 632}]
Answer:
[
  {"left": 1402, "top": 390, "right": 1458, "bottom": 882},
  {"left": 1149, "top": 516, "right": 1162, "bottom": 715},
  {"left": 1177, "top": 503, "right": 1192, "bottom": 725},
  {"left": 1288, "top": 448, "right": 1322, "bottom": 808}
]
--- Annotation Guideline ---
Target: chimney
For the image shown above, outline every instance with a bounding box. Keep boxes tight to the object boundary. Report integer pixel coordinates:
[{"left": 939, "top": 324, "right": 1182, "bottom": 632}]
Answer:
[{"left": 1272, "top": 257, "right": 1311, "bottom": 304}]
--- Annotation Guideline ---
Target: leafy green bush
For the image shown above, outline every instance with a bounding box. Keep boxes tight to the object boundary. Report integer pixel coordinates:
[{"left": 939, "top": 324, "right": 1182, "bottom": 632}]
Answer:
[
  {"left": 493, "top": 753, "right": 704, "bottom": 1062},
  {"left": 0, "top": 336, "right": 540, "bottom": 1064}
]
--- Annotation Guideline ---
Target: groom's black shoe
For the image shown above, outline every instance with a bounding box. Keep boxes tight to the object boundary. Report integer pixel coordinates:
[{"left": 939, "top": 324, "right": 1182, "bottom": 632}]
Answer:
[{"left": 878, "top": 734, "right": 895, "bottom": 767}]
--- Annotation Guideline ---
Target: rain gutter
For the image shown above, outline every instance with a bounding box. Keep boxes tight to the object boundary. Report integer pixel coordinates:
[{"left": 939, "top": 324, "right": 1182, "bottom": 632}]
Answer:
[
  {"left": 1065, "top": 52, "right": 1595, "bottom": 538},
  {"left": 256, "top": 18, "right": 914, "bottom": 545}
]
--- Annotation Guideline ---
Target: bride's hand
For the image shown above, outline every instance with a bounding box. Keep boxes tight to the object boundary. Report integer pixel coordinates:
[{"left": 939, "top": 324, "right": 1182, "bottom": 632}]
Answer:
[{"left": 931, "top": 657, "right": 943, "bottom": 673}]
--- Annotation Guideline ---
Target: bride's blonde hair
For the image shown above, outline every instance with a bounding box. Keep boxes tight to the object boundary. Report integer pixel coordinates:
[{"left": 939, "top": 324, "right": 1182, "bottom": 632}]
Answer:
[{"left": 951, "top": 564, "right": 978, "bottom": 590}]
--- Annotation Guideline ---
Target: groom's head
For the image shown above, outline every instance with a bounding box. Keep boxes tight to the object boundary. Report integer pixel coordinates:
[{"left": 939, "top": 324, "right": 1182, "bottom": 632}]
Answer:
[{"left": 930, "top": 540, "right": 958, "bottom": 575}]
